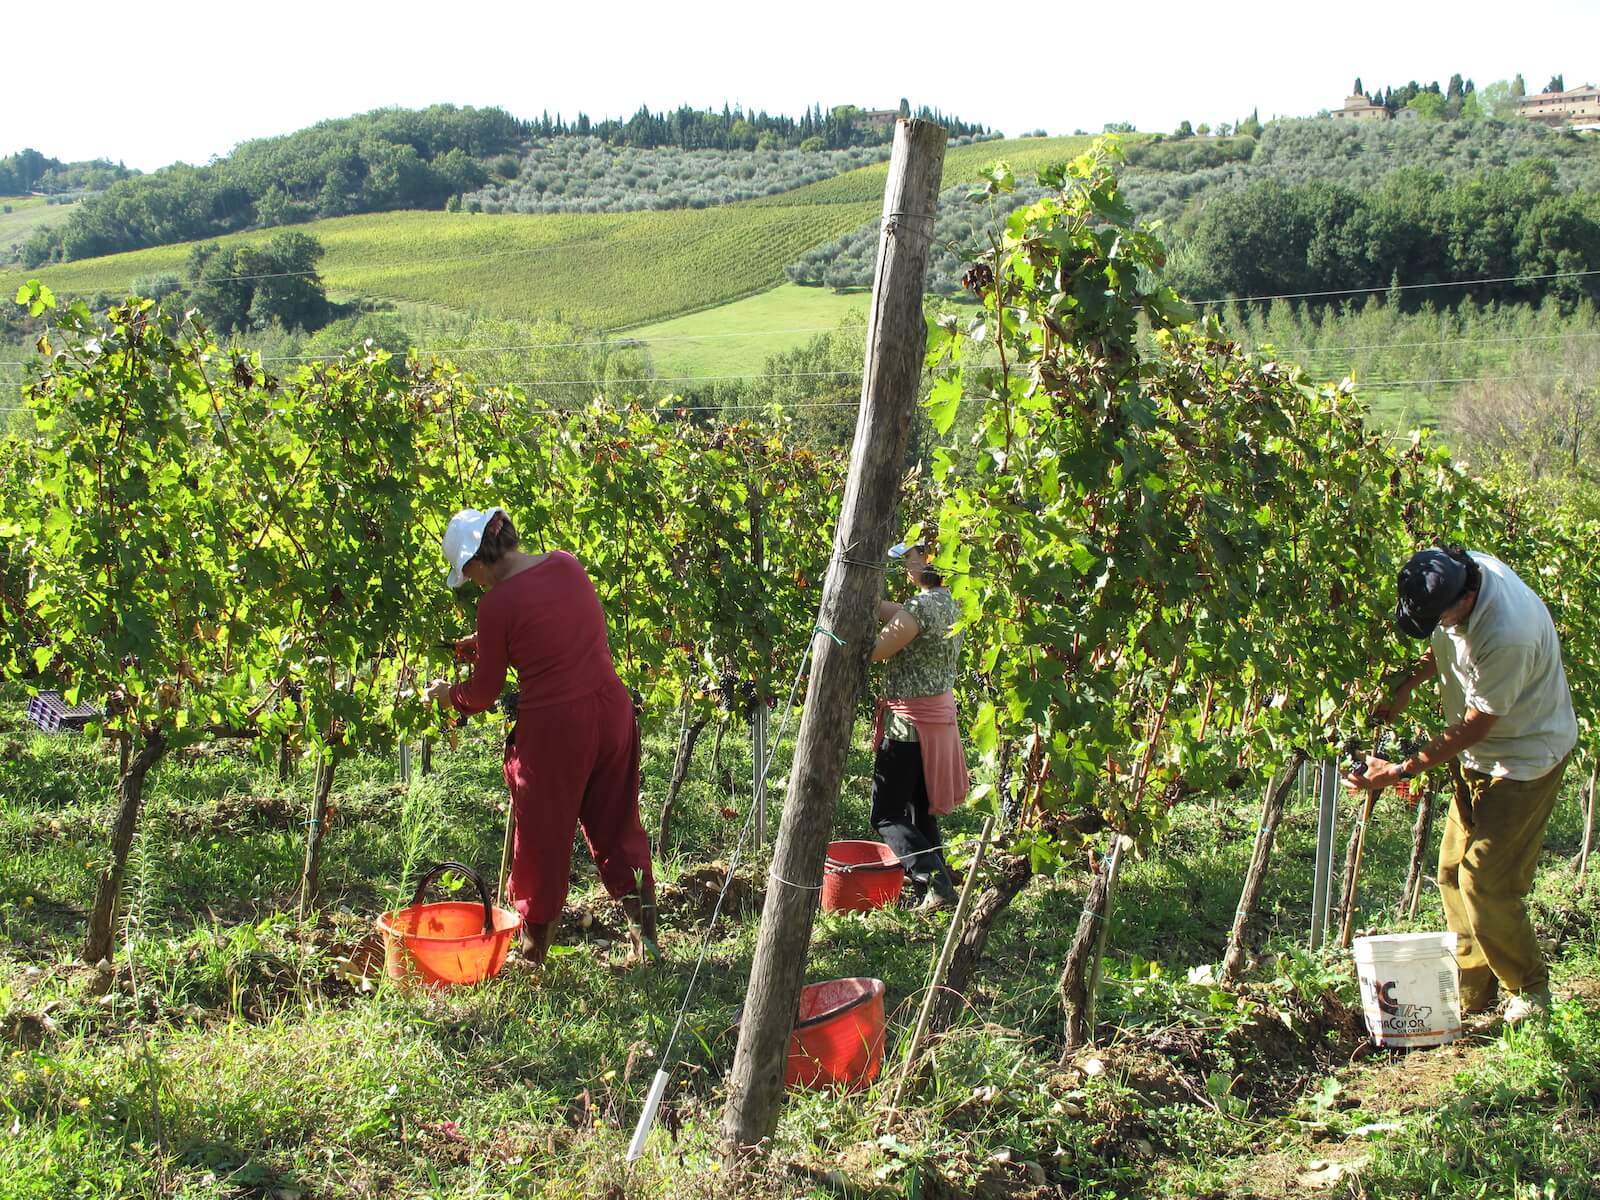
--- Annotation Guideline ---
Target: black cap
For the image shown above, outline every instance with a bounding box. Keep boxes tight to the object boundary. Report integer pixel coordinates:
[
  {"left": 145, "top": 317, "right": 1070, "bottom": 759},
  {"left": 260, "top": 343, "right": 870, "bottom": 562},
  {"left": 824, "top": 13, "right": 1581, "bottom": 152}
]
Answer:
[{"left": 1395, "top": 548, "right": 1469, "bottom": 639}]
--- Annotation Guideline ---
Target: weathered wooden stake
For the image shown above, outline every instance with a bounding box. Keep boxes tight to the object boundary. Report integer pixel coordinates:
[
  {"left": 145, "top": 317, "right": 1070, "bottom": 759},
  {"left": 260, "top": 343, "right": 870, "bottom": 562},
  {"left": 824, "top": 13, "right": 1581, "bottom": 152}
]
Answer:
[
  {"left": 750, "top": 491, "right": 769, "bottom": 846},
  {"left": 1399, "top": 784, "right": 1436, "bottom": 919},
  {"left": 1577, "top": 761, "right": 1597, "bottom": 886},
  {"left": 722, "top": 118, "right": 946, "bottom": 1160},
  {"left": 298, "top": 757, "right": 337, "bottom": 920},
  {"left": 1220, "top": 751, "right": 1307, "bottom": 985},
  {"left": 752, "top": 704, "right": 769, "bottom": 846},
  {"left": 656, "top": 696, "right": 708, "bottom": 852},
  {"left": 884, "top": 815, "right": 996, "bottom": 1118},
  {"left": 1061, "top": 832, "right": 1131, "bottom": 1053},
  {"left": 1309, "top": 758, "right": 1338, "bottom": 950}
]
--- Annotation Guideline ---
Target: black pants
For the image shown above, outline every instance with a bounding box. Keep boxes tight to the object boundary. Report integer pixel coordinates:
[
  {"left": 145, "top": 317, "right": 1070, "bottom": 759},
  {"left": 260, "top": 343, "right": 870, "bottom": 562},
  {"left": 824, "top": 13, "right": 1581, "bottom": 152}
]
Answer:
[{"left": 871, "top": 739, "right": 954, "bottom": 888}]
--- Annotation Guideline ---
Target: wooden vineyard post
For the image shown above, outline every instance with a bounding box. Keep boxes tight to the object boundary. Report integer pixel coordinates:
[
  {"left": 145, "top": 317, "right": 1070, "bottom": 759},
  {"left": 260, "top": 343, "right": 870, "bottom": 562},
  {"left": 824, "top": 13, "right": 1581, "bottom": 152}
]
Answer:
[
  {"left": 722, "top": 118, "right": 947, "bottom": 1161},
  {"left": 1337, "top": 792, "right": 1377, "bottom": 948},
  {"left": 656, "top": 697, "right": 709, "bottom": 852},
  {"left": 298, "top": 756, "right": 337, "bottom": 920},
  {"left": 750, "top": 490, "right": 769, "bottom": 846},
  {"left": 1578, "top": 760, "right": 1597, "bottom": 887},
  {"left": 1060, "top": 832, "right": 1132, "bottom": 1053},
  {"left": 752, "top": 704, "right": 769, "bottom": 846},
  {"left": 1337, "top": 730, "right": 1387, "bottom": 947},
  {"left": 884, "top": 815, "right": 996, "bottom": 1119},
  {"left": 1398, "top": 783, "right": 1437, "bottom": 919},
  {"left": 1309, "top": 758, "right": 1338, "bottom": 951},
  {"left": 1220, "top": 750, "right": 1308, "bottom": 986}
]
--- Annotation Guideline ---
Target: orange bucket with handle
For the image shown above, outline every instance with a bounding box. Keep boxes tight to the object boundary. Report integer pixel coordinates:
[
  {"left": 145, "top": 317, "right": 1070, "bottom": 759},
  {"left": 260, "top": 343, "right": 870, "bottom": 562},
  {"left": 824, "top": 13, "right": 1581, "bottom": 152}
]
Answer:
[
  {"left": 787, "top": 977, "right": 887, "bottom": 1089},
  {"left": 377, "top": 861, "right": 521, "bottom": 988},
  {"left": 822, "top": 841, "right": 905, "bottom": 911},
  {"left": 732, "top": 977, "right": 888, "bottom": 1091}
]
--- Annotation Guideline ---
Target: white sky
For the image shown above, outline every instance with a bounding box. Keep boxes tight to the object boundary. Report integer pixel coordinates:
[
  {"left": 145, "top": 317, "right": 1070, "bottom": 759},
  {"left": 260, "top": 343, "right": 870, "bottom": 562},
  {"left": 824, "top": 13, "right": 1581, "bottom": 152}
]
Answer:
[{"left": 4, "top": 0, "right": 1598, "bottom": 171}]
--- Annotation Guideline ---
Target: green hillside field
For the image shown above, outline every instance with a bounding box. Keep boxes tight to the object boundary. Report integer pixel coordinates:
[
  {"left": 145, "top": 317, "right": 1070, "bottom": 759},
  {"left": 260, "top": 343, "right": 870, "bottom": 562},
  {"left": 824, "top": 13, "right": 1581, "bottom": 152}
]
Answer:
[
  {"left": 0, "top": 196, "right": 78, "bottom": 261},
  {"left": 0, "top": 136, "right": 1097, "bottom": 333},
  {"left": 1, "top": 203, "right": 879, "bottom": 331}
]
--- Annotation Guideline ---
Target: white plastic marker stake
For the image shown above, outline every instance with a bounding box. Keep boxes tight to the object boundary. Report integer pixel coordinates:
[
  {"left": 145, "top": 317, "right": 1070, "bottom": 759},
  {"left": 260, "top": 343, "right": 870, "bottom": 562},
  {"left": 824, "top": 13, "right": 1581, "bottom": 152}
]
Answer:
[{"left": 626, "top": 1068, "right": 671, "bottom": 1163}]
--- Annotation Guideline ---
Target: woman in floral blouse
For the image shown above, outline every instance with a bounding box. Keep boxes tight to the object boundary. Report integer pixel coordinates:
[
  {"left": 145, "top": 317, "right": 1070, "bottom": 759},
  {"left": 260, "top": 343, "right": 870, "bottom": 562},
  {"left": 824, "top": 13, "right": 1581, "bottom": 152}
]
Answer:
[{"left": 869, "top": 541, "right": 970, "bottom": 908}]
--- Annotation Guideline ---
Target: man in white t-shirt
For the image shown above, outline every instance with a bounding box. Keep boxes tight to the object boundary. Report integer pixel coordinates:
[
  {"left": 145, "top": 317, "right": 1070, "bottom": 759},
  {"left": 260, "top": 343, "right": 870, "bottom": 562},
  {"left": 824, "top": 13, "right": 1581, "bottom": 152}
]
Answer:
[{"left": 1349, "top": 546, "right": 1577, "bottom": 1025}]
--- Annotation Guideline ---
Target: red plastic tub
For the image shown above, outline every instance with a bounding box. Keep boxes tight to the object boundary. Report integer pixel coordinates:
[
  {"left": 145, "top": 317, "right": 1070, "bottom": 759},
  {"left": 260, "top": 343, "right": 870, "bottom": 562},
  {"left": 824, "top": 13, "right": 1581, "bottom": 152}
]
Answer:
[
  {"left": 822, "top": 840, "right": 905, "bottom": 912},
  {"left": 786, "top": 977, "right": 887, "bottom": 1090},
  {"left": 377, "top": 862, "right": 521, "bottom": 989}
]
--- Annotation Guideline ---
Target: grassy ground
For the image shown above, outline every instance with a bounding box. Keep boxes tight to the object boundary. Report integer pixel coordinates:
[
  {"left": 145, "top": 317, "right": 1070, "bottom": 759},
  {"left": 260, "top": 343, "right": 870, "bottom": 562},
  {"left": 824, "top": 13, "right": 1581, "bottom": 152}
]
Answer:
[
  {"left": 626, "top": 284, "right": 872, "bottom": 378},
  {"left": 1, "top": 687, "right": 1595, "bottom": 1198}
]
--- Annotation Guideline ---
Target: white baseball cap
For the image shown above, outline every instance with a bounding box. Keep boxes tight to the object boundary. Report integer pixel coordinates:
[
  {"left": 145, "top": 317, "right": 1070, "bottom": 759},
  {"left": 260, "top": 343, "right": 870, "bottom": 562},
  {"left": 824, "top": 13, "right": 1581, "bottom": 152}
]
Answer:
[{"left": 442, "top": 506, "right": 506, "bottom": 589}]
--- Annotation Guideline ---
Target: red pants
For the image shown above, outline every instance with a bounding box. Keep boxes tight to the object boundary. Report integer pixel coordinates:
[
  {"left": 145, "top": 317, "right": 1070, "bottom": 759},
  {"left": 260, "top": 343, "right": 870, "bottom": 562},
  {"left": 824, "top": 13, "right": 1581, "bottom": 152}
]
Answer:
[{"left": 503, "top": 684, "right": 654, "bottom": 924}]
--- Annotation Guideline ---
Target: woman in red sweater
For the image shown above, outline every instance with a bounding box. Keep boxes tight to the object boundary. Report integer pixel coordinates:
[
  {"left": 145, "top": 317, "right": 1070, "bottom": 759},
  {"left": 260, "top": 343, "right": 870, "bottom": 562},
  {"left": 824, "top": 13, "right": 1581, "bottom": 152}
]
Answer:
[{"left": 424, "top": 507, "right": 657, "bottom": 965}]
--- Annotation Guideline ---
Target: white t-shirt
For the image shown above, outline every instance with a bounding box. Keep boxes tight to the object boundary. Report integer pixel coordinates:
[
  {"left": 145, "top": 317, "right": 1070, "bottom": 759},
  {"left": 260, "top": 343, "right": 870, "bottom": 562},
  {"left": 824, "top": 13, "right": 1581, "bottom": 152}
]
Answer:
[{"left": 1430, "top": 553, "right": 1578, "bottom": 780}]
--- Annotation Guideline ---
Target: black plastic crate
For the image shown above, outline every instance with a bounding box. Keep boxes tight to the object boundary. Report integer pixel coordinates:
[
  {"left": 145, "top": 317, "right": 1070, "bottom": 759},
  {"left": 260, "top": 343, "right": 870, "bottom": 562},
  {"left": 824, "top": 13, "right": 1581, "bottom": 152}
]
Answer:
[{"left": 25, "top": 690, "right": 100, "bottom": 733}]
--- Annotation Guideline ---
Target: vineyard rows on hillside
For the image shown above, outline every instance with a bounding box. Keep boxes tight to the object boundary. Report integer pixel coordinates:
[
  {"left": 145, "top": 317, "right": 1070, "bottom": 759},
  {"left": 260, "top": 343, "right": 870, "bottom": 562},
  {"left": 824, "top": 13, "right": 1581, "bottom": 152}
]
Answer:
[{"left": 0, "top": 202, "right": 879, "bottom": 331}]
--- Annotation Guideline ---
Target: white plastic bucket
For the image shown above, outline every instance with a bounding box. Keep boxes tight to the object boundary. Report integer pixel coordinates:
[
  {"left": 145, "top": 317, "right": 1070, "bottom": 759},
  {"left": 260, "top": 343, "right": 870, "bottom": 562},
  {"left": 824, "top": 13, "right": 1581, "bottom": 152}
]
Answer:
[{"left": 1353, "top": 932, "right": 1461, "bottom": 1048}]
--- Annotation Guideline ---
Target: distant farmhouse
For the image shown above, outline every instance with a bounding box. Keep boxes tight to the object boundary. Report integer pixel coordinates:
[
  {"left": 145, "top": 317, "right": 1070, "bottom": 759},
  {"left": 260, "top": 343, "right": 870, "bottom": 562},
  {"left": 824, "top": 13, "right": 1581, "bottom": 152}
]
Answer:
[
  {"left": 856, "top": 109, "right": 902, "bottom": 132},
  {"left": 1325, "top": 84, "right": 1600, "bottom": 128},
  {"left": 1329, "top": 93, "right": 1389, "bottom": 121},
  {"left": 1516, "top": 85, "right": 1600, "bottom": 126}
]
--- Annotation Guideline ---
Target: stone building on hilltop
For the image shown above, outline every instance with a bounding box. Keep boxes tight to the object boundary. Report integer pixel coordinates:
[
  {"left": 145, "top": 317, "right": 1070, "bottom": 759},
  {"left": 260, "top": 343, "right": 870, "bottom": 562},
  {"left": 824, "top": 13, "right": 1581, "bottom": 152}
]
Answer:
[
  {"left": 1328, "top": 93, "right": 1390, "bottom": 121},
  {"left": 857, "top": 109, "right": 902, "bottom": 132},
  {"left": 1516, "top": 85, "right": 1600, "bottom": 126}
]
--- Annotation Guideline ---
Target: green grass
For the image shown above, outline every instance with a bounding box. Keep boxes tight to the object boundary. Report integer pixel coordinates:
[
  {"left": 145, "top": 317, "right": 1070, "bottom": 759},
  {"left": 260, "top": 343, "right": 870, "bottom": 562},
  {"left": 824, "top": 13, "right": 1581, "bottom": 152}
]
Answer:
[
  {"left": 0, "top": 197, "right": 77, "bottom": 261},
  {"left": 627, "top": 283, "right": 872, "bottom": 378},
  {"left": 0, "top": 697, "right": 1595, "bottom": 1197},
  {"left": 1356, "top": 1002, "right": 1600, "bottom": 1197}
]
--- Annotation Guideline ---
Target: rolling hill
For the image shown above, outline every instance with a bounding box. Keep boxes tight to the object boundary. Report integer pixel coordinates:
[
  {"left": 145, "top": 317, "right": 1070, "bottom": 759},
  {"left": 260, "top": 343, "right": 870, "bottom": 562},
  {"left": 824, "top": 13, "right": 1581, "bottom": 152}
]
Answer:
[{"left": 1, "top": 135, "right": 1083, "bottom": 333}]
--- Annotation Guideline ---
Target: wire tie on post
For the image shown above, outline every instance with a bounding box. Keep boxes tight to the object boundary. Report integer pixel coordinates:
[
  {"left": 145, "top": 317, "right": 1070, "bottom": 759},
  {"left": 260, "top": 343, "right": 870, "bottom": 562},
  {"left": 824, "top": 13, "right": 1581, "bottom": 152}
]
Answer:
[
  {"left": 813, "top": 626, "right": 845, "bottom": 647},
  {"left": 768, "top": 870, "right": 824, "bottom": 892}
]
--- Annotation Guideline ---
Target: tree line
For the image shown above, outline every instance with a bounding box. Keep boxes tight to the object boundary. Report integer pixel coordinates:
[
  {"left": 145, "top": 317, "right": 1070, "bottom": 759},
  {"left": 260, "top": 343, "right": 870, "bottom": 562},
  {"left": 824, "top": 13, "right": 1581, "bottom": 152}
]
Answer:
[
  {"left": 19, "top": 101, "right": 991, "bottom": 266},
  {"left": 0, "top": 149, "right": 134, "bottom": 196},
  {"left": 530, "top": 101, "right": 988, "bottom": 151},
  {"left": 20, "top": 105, "right": 522, "bottom": 265},
  {"left": 1173, "top": 161, "right": 1600, "bottom": 309}
]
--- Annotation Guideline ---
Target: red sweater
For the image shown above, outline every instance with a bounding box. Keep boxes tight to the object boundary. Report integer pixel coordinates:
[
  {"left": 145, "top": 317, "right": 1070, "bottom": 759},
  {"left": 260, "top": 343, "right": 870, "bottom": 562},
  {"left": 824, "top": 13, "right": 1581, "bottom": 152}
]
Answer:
[{"left": 448, "top": 552, "right": 622, "bottom": 718}]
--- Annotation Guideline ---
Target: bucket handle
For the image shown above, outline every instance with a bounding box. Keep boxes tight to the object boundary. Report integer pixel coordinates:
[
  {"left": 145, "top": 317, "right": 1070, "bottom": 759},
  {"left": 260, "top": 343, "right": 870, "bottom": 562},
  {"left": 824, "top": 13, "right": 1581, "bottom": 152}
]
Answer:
[
  {"left": 410, "top": 861, "right": 494, "bottom": 934},
  {"left": 824, "top": 854, "right": 903, "bottom": 876}
]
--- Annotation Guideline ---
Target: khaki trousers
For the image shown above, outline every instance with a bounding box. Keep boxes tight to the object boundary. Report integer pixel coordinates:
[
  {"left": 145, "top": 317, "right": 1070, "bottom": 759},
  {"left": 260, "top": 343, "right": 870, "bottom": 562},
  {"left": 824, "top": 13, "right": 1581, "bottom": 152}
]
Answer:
[{"left": 1439, "top": 753, "right": 1570, "bottom": 1009}]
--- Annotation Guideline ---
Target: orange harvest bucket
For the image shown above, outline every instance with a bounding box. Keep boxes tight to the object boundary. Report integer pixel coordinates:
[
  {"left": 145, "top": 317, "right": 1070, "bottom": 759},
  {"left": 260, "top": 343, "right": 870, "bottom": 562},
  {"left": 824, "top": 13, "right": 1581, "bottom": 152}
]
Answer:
[
  {"left": 786, "top": 977, "right": 887, "bottom": 1090},
  {"left": 822, "top": 841, "right": 905, "bottom": 911},
  {"left": 377, "top": 861, "right": 521, "bottom": 988}
]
